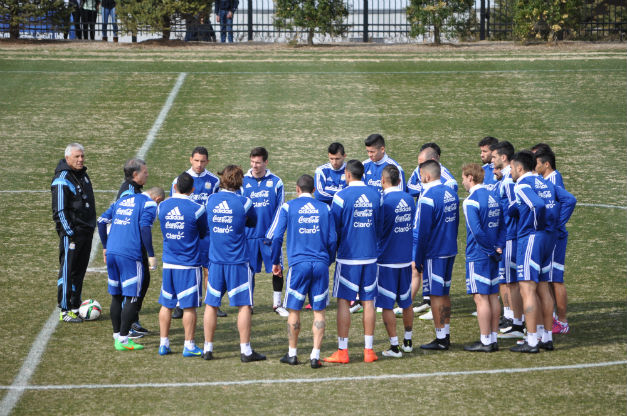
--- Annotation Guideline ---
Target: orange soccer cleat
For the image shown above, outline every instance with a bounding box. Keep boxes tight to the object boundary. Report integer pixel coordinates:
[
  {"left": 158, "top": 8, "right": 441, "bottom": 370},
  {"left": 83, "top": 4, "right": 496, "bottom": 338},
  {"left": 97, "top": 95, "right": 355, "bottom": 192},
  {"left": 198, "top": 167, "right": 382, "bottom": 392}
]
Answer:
[
  {"left": 323, "top": 349, "right": 349, "bottom": 364},
  {"left": 363, "top": 348, "right": 379, "bottom": 363}
]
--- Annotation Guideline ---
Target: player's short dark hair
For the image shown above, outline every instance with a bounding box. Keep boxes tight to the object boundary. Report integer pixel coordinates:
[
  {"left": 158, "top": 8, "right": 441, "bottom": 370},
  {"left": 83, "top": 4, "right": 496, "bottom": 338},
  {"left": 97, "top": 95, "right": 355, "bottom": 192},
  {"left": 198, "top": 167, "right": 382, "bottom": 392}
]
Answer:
[
  {"left": 345, "top": 159, "right": 364, "bottom": 180},
  {"left": 219, "top": 165, "right": 244, "bottom": 191},
  {"left": 534, "top": 150, "right": 557, "bottom": 170},
  {"left": 382, "top": 164, "right": 400, "bottom": 186},
  {"left": 462, "top": 163, "right": 485, "bottom": 184},
  {"left": 420, "top": 142, "right": 441, "bottom": 156},
  {"left": 191, "top": 146, "right": 209, "bottom": 158},
  {"left": 419, "top": 159, "right": 441, "bottom": 179},
  {"left": 176, "top": 172, "right": 194, "bottom": 194},
  {"left": 250, "top": 147, "right": 268, "bottom": 161},
  {"left": 531, "top": 142, "right": 552, "bottom": 154},
  {"left": 124, "top": 158, "right": 146, "bottom": 181},
  {"left": 493, "top": 141, "right": 515, "bottom": 161},
  {"left": 511, "top": 150, "right": 535, "bottom": 172},
  {"left": 364, "top": 134, "right": 385, "bottom": 148},
  {"left": 328, "top": 142, "right": 345, "bottom": 155},
  {"left": 478, "top": 136, "right": 499, "bottom": 148},
  {"left": 297, "top": 174, "right": 315, "bottom": 193}
]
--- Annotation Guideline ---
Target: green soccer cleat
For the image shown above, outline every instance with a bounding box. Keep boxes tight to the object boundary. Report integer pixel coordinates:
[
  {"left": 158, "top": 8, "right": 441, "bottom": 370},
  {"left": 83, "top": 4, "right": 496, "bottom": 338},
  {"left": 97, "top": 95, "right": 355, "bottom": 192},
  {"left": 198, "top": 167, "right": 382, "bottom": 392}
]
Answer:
[
  {"left": 59, "top": 311, "right": 82, "bottom": 323},
  {"left": 115, "top": 338, "right": 144, "bottom": 351}
]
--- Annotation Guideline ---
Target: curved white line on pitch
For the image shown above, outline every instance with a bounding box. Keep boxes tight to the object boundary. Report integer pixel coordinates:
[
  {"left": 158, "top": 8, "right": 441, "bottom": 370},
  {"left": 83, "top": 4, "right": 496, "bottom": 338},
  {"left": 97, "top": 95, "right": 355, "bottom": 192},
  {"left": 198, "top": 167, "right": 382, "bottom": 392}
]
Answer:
[{"left": 0, "top": 360, "right": 625, "bottom": 391}]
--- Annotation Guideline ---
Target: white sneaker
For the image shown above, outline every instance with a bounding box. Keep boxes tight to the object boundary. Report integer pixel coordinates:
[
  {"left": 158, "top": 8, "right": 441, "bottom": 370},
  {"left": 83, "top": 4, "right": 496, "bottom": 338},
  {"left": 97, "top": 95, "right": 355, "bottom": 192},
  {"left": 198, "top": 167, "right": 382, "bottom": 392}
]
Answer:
[
  {"left": 393, "top": 307, "right": 403, "bottom": 316},
  {"left": 349, "top": 303, "right": 363, "bottom": 314},
  {"left": 382, "top": 348, "right": 402, "bottom": 358},
  {"left": 418, "top": 310, "right": 433, "bottom": 320},
  {"left": 273, "top": 306, "right": 289, "bottom": 317},
  {"left": 401, "top": 339, "right": 413, "bottom": 353},
  {"left": 413, "top": 301, "right": 430, "bottom": 314}
]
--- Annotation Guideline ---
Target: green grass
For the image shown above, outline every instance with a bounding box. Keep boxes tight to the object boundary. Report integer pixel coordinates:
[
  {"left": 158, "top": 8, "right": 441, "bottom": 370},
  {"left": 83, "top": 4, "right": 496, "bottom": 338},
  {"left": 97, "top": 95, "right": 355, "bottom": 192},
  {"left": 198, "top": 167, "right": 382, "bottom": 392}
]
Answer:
[{"left": 0, "top": 43, "right": 625, "bottom": 415}]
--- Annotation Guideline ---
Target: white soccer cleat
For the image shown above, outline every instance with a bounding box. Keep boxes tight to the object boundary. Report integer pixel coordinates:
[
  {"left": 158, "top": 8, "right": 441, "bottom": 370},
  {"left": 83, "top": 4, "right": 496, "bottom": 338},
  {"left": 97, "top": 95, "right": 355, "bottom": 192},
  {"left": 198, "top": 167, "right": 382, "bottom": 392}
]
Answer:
[
  {"left": 273, "top": 306, "right": 289, "bottom": 317},
  {"left": 393, "top": 307, "right": 403, "bottom": 316},
  {"left": 376, "top": 307, "right": 383, "bottom": 313},
  {"left": 382, "top": 348, "right": 402, "bottom": 358},
  {"left": 413, "top": 301, "right": 430, "bottom": 314},
  {"left": 349, "top": 303, "right": 363, "bottom": 314},
  {"left": 418, "top": 310, "right": 433, "bottom": 320}
]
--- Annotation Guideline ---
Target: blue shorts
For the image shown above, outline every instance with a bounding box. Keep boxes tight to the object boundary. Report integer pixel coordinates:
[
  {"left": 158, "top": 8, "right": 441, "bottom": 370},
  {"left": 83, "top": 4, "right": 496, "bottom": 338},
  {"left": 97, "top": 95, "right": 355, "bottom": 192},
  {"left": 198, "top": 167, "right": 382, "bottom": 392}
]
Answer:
[
  {"left": 247, "top": 238, "right": 280, "bottom": 274},
  {"left": 159, "top": 266, "right": 202, "bottom": 309},
  {"left": 332, "top": 262, "right": 378, "bottom": 301},
  {"left": 540, "top": 231, "right": 557, "bottom": 282},
  {"left": 549, "top": 235, "right": 568, "bottom": 283},
  {"left": 205, "top": 262, "right": 254, "bottom": 307},
  {"left": 283, "top": 261, "right": 329, "bottom": 311},
  {"left": 498, "top": 239, "right": 517, "bottom": 284},
  {"left": 422, "top": 256, "right": 455, "bottom": 296},
  {"left": 375, "top": 264, "right": 412, "bottom": 310},
  {"left": 107, "top": 253, "right": 142, "bottom": 298},
  {"left": 466, "top": 259, "right": 500, "bottom": 295},
  {"left": 516, "top": 233, "right": 543, "bottom": 283}
]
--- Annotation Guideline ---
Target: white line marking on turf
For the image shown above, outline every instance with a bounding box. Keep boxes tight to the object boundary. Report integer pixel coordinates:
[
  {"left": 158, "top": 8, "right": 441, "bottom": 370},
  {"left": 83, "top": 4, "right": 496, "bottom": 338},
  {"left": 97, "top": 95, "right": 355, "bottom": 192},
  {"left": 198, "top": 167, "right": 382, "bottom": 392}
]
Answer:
[
  {"left": 0, "top": 72, "right": 187, "bottom": 416},
  {"left": 0, "top": 360, "right": 624, "bottom": 391}
]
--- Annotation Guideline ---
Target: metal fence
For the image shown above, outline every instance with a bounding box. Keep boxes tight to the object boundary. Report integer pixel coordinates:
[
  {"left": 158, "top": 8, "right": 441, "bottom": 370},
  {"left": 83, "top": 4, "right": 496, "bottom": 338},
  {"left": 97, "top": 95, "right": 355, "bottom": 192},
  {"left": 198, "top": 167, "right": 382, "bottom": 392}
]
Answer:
[{"left": 2, "top": 0, "right": 626, "bottom": 42}]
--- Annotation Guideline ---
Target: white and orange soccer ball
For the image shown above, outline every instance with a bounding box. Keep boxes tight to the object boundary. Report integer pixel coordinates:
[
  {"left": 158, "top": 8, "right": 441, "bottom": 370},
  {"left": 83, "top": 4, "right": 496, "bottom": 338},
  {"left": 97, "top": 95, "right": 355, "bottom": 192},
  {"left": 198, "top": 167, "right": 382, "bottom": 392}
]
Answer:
[{"left": 78, "top": 299, "right": 102, "bottom": 321}]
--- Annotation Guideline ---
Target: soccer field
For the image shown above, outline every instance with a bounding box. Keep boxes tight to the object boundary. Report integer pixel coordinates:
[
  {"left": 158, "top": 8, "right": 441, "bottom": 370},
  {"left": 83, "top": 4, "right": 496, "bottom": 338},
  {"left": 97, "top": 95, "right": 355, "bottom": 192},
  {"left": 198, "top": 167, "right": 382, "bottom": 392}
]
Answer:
[{"left": 0, "top": 42, "right": 626, "bottom": 415}]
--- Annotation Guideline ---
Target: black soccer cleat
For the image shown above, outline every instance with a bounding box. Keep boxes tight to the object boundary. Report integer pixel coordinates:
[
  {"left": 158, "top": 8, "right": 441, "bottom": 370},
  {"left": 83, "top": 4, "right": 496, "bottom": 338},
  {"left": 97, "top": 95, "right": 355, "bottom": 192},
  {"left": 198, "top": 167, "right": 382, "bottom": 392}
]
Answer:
[
  {"left": 202, "top": 351, "right": 214, "bottom": 360},
  {"left": 172, "top": 306, "right": 183, "bottom": 319},
  {"left": 538, "top": 340, "right": 554, "bottom": 351},
  {"left": 420, "top": 338, "right": 449, "bottom": 351},
  {"left": 241, "top": 350, "right": 266, "bottom": 363},
  {"left": 463, "top": 341, "right": 494, "bottom": 353},
  {"left": 131, "top": 322, "right": 149, "bottom": 334},
  {"left": 279, "top": 353, "right": 299, "bottom": 365},
  {"left": 510, "top": 341, "right": 539, "bottom": 353},
  {"left": 310, "top": 358, "right": 323, "bottom": 369},
  {"left": 217, "top": 308, "right": 227, "bottom": 318}
]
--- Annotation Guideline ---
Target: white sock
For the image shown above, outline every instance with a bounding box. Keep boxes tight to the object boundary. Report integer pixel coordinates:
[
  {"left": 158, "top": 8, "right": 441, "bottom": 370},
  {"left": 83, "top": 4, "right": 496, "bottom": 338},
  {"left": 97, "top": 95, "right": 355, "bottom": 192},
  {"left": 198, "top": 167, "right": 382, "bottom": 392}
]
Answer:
[
  {"left": 513, "top": 317, "right": 523, "bottom": 326},
  {"left": 288, "top": 347, "right": 297, "bottom": 357},
  {"left": 480, "top": 334, "right": 491, "bottom": 346},
  {"left": 404, "top": 330, "right": 412, "bottom": 341},
  {"left": 542, "top": 331, "right": 553, "bottom": 343},
  {"left": 521, "top": 314, "right": 525, "bottom": 323},
  {"left": 118, "top": 335, "right": 128, "bottom": 344},
  {"left": 444, "top": 324, "right": 450, "bottom": 335},
  {"left": 390, "top": 336, "right": 399, "bottom": 346},
  {"left": 364, "top": 335, "right": 374, "bottom": 349},
  {"left": 240, "top": 342, "right": 252, "bottom": 356},
  {"left": 113, "top": 332, "right": 120, "bottom": 341},
  {"left": 435, "top": 327, "right": 446, "bottom": 339},
  {"left": 160, "top": 337, "right": 169, "bottom": 348},
  {"left": 184, "top": 340, "right": 195, "bottom": 350},
  {"left": 504, "top": 307, "right": 513, "bottom": 319},
  {"left": 527, "top": 333, "right": 538, "bottom": 347},
  {"left": 491, "top": 332, "right": 498, "bottom": 344},
  {"left": 204, "top": 342, "right": 213, "bottom": 353},
  {"left": 273, "top": 292, "right": 281, "bottom": 307},
  {"left": 536, "top": 325, "right": 545, "bottom": 340},
  {"left": 310, "top": 348, "right": 320, "bottom": 360},
  {"left": 338, "top": 337, "right": 348, "bottom": 350}
]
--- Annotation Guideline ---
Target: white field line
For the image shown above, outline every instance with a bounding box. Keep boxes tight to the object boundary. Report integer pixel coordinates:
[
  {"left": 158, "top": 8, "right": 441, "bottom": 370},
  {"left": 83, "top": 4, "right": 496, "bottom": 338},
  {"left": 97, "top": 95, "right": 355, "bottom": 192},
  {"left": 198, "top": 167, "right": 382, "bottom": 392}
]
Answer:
[
  {"left": 0, "top": 72, "right": 187, "bottom": 416},
  {"left": 0, "top": 360, "right": 624, "bottom": 391},
  {"left": 3, "top": 189, "right": 625, "bottom": 210}
]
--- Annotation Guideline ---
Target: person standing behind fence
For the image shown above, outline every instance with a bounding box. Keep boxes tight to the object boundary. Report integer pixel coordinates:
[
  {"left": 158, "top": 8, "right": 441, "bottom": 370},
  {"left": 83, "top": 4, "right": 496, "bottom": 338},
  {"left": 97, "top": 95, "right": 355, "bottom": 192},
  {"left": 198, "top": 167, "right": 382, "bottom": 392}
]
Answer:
[
  {"left": 215, "top": 0, "right": 238, "bottom": 43},
  {"left": 101, "top": 0, "right": 118, "bottom": 42},
  {"left": 82, "top": 0, "right": 98, "bottom": 41}
]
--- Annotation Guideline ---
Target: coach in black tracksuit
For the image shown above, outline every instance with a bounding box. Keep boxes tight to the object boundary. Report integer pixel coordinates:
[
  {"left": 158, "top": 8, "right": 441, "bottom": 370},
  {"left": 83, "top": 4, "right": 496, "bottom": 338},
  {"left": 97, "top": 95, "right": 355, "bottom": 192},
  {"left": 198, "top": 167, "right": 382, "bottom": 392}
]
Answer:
[{"left": 51, "top": 143, "right": 96, "bottom": 323}]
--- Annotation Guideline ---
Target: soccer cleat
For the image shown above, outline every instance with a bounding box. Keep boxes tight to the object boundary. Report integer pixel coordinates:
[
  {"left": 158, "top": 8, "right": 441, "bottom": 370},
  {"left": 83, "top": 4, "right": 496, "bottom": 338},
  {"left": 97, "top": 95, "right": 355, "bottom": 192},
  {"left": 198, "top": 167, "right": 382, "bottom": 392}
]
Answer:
[
  {"left": 418, "top": 310, "right": 433, "bottom": 320},
  {"left": 538, "top": 340, "right": 554, "bottom": 351},
  {"left": 471, "top": 311, "right": 478, "bottom": 317},
  {"left": 310, "top": 358, "right": 322, "bottom": 369},
  {"left": 463, "top": 341, "right": 494, "bottom": 352},
  {"left": 131, "top": 322, "right": 149, "bottom": 334},
  {"left": 182, "top": 345, "right": 203, "bottom": 357},
  {"left": 241, "top": 350, "right": 266, "bottom": 363},
  {"left": 158, "top": 345, "right": 171, "bottom": 356},
  {"left": 172, "top": 306, "right": 183, "bottom": 319},
  {"left": 217, "top": 308, "right": 227, "bottom": 318},
  {"left": 349, "top": 302, "right": 363, "bottom": 314},
  {"left": 402, "top": 339, "right": 413, "bottom": 353},
  {"left": 128, "top": 329, "right": 144, "bottom": 339},
  {"left": 363, "top": 348, "right": 379, "bottom": 362},
  {"left": 202, "top": 351, "right": 214, "bottom": 360},
  {"left": 413, "top": 300, "right": 430, "bottom": 314},
  {"left": 420, "top": 338, "right": 449, "bottom": 351},
  {"left": 393, "top": 307, "right": 403, "bottom": 316},
  {"left": 510, "top": 341, "right": 539, "bottom": 353},
  {"left": 498, "top": 325, "right": 526, "bottom": 339},
  {"left": 323, "top": 349, "right": 349, "bottom": 364},
  {"left": 304, "top": 304, "right": 312, "bottom": 310},
  {"left": 552, "top": 320, "right": 570, "bottom": 334},
  {"left": 382, "top": 346, "right": 402, "bottom": 358},
  {"left": 499, "top": 317, "right": 513, "bottom": 332},
  {"left": 376, "top": 307, "right": 383, "bottom": 313},
  {"left": 279, "top": 353, "right": 299, "bottom": 365},
  {"left": 60, "top": 311, "right": 82, "bottom": 323},
  {"left": 273, "top": 306, "right": 289, "bottom": 317},
  {"left": 492, "top": 342, "right": 499, "bottom": 352},
  {"left": 115, "top": 339, "right": 144, "bottom": 351}
]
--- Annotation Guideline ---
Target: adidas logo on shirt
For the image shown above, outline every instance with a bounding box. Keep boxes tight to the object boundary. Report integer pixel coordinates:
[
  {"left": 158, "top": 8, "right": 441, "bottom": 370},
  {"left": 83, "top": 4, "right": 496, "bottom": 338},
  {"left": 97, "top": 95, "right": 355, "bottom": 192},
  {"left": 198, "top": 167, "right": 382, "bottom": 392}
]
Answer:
[
  {"left": 165, "top": 206, "right": 184, "bottom": 221},
  {"left": 213, "top": 201, "right": 233, "bottom": 214},
  {"left": 443, "top": 191, "right": 456, "bottom": 204},
  {"left": 488, "top": 195, "right": 499, "bottom": 209},
  {"left": 535, "top": 178, "right": 548, "bottom": 189},
  {"left": 298, "top": 202, "right": 319, "bottom": 214},
  {"left": 119, "top": 197, "right": 135, "bottom": 207},
  {"left": 394, "top": 198, "right": 412, "bottom": 213},
  {"left": 245, "top": 183, "right": 252, "bottom": 188},
  {"left": 354, "top": 195, "right": 372, "bottom": 208}
]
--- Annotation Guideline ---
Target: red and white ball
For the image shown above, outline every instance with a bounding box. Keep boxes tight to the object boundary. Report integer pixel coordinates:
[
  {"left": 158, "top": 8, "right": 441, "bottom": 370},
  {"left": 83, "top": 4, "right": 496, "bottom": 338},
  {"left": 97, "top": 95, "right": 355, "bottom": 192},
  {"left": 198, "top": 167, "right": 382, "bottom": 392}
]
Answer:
[{"left": 78, "top": 299, "right": 102, "bottom": 321}]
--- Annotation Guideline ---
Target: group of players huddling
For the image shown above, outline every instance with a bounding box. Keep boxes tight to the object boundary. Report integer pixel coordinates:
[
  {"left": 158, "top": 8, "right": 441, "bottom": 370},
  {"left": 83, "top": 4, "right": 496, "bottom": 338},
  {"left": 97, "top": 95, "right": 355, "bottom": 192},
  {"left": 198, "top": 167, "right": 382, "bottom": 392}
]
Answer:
[{"left": 95, "top": 133, "right": 576, "bottom": 368}]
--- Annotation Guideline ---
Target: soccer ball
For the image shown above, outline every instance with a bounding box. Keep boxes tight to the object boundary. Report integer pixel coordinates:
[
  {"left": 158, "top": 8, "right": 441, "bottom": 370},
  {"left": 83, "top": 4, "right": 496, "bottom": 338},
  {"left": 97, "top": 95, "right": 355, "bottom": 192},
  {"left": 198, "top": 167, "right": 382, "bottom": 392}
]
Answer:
[{"left": 78, "top": 299, "right": 102, "bottom": 321}]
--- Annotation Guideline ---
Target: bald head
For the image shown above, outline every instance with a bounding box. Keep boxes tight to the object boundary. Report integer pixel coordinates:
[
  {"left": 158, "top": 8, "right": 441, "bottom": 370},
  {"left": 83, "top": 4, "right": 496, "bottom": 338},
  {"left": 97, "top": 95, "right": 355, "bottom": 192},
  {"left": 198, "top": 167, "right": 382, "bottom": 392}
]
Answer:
[{"left": 418, "top": 147, "right": 439, "bottom": 165}]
